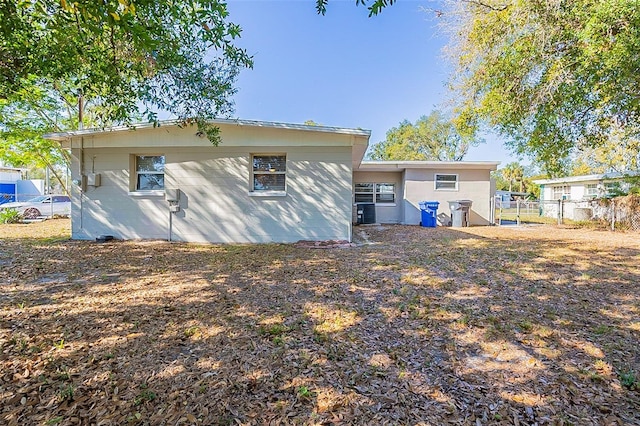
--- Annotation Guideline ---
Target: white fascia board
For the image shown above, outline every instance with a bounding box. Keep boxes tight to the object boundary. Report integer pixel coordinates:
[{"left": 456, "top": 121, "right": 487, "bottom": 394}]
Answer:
[
  {"left": 352, "top": 136, "right": 370, "bottom": 168},
  {"left": 43, "top": 118, "right": 371, "bottom": 140}
]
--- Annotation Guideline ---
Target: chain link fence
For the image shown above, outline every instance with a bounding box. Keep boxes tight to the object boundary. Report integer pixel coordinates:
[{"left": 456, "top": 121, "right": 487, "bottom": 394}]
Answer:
[
  {"left": 600, "top": 196, "right": 640, "bottom": 231},
  {"left": 1, "top": 192, "right": 45, "bottom": 204},
  {"left": 494, "top": 194, "right": 640, "bottom": 231},
  {"left": 493, "top": 198, "right": 555, "bottom": 225}
]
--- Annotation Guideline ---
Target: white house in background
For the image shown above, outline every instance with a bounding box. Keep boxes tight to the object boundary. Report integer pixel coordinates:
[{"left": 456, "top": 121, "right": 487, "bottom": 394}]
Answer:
[
  {"left": 534, "top": 172, "right": 635, "bottom": 201},
  {"left": 533, "top": 172, "right": 636, "bottom": 220},
  {"left": 44, "top": 119, "right": 498, "bottom": 243}
]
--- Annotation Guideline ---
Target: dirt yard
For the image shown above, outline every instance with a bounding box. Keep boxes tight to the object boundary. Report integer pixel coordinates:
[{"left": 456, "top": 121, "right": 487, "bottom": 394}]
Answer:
[{"left": 1, "top": 219, "right": 639, "bottom": 425}]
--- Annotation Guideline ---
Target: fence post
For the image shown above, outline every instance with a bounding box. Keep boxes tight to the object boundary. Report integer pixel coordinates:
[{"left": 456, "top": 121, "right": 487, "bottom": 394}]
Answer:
[
  {"left": 489, "top": 195, "right": 496, "bottom": 226},
  {"left": 611, "top": 199, "right": 615, "bottom": 231},
  {"left": 516, "top": 199, "right": 521, "bottom": 226},
  {"left": 557, "top": 200, "right": 562, "bottom": 225}
]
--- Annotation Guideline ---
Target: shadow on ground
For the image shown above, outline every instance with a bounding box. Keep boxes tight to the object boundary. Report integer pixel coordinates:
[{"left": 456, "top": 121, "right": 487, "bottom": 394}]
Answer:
[{"left": 0, "top": 221, "right": 638, "bottom": 425}]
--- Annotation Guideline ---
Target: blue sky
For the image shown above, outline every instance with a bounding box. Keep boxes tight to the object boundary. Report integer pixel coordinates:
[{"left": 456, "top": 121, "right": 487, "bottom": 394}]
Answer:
[{"left": 226, "top": 0, "right": 521, "bottom": 167}]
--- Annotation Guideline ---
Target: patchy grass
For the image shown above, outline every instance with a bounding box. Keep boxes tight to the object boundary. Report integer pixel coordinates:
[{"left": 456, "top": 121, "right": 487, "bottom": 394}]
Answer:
[{"left": 1, "top": 219, "right": 639, "bottom": 425}]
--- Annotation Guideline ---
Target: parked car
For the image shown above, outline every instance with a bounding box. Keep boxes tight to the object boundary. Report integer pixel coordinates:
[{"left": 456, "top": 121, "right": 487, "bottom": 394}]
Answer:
[{"left": 0, "top": 195, "right": 71, "bottom": 219}]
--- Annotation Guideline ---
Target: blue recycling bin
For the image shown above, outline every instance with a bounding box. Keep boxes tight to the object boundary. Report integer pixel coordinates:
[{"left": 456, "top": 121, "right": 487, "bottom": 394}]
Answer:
[{"left": 419, "top": 201, "right": 439, "bottom": 227}]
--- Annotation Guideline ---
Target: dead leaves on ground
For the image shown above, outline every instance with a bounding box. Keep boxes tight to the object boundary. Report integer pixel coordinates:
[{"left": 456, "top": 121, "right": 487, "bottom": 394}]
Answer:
[{"left": 0, "top": 219, "right": 639, "bottom": 425}]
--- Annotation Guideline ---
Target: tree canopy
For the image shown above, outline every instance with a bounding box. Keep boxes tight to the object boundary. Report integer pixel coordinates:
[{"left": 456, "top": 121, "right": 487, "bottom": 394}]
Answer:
[
  {"left": 315, "top": 0, "right": 395, "bottom": 17},
  {"left": 500, "top": 162, "right": 524, "bottom": 193},
  {"left": 569, "top": 126, "right": 640, "bottom": 175},
  {"left": 367, "top": 110, "right": 480, "bottom": 161},
  {"left": 492, "top": 162, "right": 540, "bottom": 198},
  {"left": 446, "top": 0, "right": 640, "bottom": 175},
  {"left": 0, "top": 81, "right": 72, "bottom": 192},
  {"left": 317, "top": 1, "right": 640, "bottom": 176},
  {"left": 1, "top": 0, "right": 253, "bottom": 190},
  {"left": 1, "top": 0, "right": 252, "bottom": 141}
]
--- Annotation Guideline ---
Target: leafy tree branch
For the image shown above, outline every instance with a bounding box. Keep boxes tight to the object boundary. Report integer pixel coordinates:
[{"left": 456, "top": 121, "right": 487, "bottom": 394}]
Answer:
[{"left": 367, "top": 110, "right": 482, "bottom": 161}]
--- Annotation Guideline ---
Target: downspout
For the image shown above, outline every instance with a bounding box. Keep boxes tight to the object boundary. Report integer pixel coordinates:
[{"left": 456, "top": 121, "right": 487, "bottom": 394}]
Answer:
[
  {"left": 78, "top": 94, "right": 84, "bottom": 230},
  {"left": 79, "top": 135, "right": 84, "bottom": 230}
]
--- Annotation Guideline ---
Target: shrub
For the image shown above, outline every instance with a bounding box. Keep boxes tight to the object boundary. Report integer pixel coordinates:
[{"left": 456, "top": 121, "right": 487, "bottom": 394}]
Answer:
[{"left": 0, "top": 208, "right": 22, "bottom": 224}]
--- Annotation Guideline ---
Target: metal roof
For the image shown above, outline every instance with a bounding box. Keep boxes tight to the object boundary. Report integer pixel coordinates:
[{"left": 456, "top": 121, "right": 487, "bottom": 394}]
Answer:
[
  {"left": 532, "top": 171, "right": 638, "bottom": 185},
  {"left": 43, "top": 118, "right": 372, "bottom": 141}
]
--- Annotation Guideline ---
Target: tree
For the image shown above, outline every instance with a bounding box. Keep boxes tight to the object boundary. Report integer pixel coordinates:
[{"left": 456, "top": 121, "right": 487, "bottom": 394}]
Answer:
[
  {"left": 501, "top": 162, "right": 524, "bottom": 193},
  {"left": 0, "top": 79, "right": 74, "bottom": 193},
  {"left": 570, "top": 126, "right": 640, "bottom": 175},
  {"left": 445, "top": 0, "right": 640, "bottom": 176},
  {"left": 368, "top": 110, "right": 480, "bottom": 161},
  {"left": 1, "top": 0, "right": 252, "bottom": 143},
  {"left": 319, "top": 1, "right": 640, "bottom": 176},
  {"left": 316, "top": 0, "right": 395, "bottom": 17},
  {"left": 493, "top": 162, "right": 540, "bottom": 198}
]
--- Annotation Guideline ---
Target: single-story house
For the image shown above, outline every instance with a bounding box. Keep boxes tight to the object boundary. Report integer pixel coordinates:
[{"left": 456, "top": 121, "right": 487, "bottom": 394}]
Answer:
[
  {"left": 44, "top": 119, "right": 498, "bottom": 243},
  {"left": 354, "top": 160, "right": 497, "bottom": 227},
  {"left": 533, "top": 172, "right": 637, "bottom": 220},
  {"left": 534, "top": 172, "right": 636, "bottom": 202}
]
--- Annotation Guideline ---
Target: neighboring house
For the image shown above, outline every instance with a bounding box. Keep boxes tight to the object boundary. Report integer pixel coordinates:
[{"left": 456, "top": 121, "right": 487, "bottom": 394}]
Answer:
[
  {"left": 44, "top": 119, "right": 498, "bottom": 243},
  {"left": 534, "top": 172, "right": 634, "bottom": 201},
  {"left": 533, "top": 172, "right": 636, "bottom": 220},
  {"left": 0, "top": 168, "right": 22, "bottom": 204},
  {"left": 0, "top": 168, "right": 45, "bottom": 204}
]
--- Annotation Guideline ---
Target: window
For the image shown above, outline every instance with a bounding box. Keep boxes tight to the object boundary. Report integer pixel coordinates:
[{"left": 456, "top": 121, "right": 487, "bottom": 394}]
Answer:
[
  {"left": 354, "top": 182, "right": 395, "bottom": 204},
  {"left": 376, "top": 183, "right": 395, "bottom": 203},
  {"left": 251, "top": 154, "right": 286, "bottom": 191},
  {"left": 585, "top": 184, "right": 598, "bottom": 197},
  {"left": 355, "top": 183, "right": 374, "bottom": 202},
  {"left": 435, "top": 174, "right": 458, "bottom": 190},
  {"left": 552, "top": 185, "right": 570, "bottom": 200},
  {"left": 135, "top": 155, "right": 165, "bottom": 191}
]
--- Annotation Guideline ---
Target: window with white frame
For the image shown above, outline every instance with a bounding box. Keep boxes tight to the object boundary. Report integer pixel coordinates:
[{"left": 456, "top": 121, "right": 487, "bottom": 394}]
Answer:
[
  {"left": 354, "top": 183, "right": 374, "bottom": 202},
  {"left": 251, "top": 154, "right": 286, "bottom": 191},
  {"left": 434, "top": 174, "right": 458, "bottom": 190},
  {"left": 354, "top": 182, "right": 396, "bottom": 204},
  {"left": 375, "top": 183, "right": 395, "bottom": 203},
  {"left": 585, "top": 183, "right": 598, "bottom": 197},
  {"left": 552, "top": 185, "right": 570, "bottom": 200},
  {"left": 135, "top": 155, "right": 165, "bottom": 191}
]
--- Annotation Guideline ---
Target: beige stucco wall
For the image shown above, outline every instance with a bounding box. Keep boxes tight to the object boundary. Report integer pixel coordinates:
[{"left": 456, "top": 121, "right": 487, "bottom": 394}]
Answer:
[
  {"left": 352, "top": 171, "right": 403, "bottom": 223},
  {"left": 68, "top": 125, "right": 357, "bottom": 243},
  {"left": 403, "top": 168, "right": 493, "bottom": 225}
]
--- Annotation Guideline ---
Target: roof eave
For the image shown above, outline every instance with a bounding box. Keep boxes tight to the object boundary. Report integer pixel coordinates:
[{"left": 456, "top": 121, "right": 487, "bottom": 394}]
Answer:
[
  {"left": 43, "top": 118, "right": 372, "bottom": 140},
  {"left": 357, "top": 161, "right": 500, "bottom": 172},
  {"left": 532, "top": 171, "right": 638, "bottom": 185}
]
